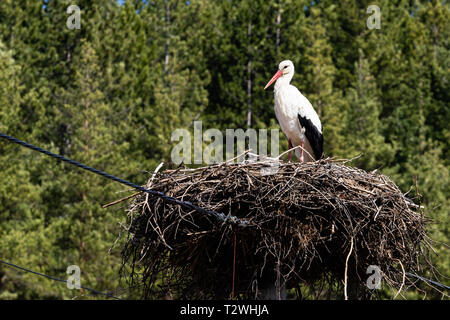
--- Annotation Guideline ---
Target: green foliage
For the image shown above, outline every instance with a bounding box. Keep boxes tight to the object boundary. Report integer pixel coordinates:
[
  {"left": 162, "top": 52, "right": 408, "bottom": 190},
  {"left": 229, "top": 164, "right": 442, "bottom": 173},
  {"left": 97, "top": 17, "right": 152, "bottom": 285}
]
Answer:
[{"left": 0, "top": 0, "right": 448, "bottom": 299}]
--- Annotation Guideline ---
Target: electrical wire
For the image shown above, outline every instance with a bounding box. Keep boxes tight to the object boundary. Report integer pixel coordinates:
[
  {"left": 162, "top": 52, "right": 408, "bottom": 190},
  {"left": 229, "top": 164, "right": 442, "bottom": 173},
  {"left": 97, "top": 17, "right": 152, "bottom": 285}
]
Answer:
[
  {"left": 0, "top": 258, "right": 120, "bottom": 299},
  {"left": 0, "top": 132, "right": 249, "bottom": 227}
]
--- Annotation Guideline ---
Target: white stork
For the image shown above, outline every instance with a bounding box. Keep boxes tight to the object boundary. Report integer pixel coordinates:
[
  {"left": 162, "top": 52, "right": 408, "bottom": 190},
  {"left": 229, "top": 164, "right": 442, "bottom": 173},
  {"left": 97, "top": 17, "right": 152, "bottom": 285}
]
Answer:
[{"left": 264, "top": 60, "right": 323, "bottom": 163}]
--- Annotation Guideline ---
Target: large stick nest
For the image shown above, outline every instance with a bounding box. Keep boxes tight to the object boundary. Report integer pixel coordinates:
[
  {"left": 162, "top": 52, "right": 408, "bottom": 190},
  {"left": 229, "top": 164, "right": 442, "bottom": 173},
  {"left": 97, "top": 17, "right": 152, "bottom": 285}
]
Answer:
[{"left": 119, "top": 157, "right": 431, "bottom": 299}]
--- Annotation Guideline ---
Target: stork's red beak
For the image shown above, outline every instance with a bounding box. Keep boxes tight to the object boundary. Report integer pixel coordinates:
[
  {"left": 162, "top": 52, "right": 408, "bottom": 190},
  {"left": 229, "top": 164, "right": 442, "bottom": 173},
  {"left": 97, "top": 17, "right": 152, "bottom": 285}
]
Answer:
[{"left": 264, "top": 70, "right": 283, "bottom": 90}]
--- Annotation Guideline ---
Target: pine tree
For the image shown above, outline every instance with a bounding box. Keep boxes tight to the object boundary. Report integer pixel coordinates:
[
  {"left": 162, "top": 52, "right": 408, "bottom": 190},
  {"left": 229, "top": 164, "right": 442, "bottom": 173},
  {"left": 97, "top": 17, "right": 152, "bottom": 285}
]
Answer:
[
  {"left": 0, "top": 41, "right": 50, "bottom": 299},
  {"left": 300, "top": 5, "right": 346, "bottom": 158},
  {"left": 49, "top": 39, "right": 133, "bottom": 298},
  {"left": 419, "top": 0, "right": 450, "bottom": 163},
  {"left": 344, "top": 50, "right": 395, "bottom": 170}
]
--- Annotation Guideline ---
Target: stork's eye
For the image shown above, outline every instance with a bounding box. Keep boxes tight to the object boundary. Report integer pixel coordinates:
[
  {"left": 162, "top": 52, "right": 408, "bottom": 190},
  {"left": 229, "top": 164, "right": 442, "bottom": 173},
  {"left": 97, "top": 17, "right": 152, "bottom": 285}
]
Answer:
[{"left": 283, "top": 66, "right": 288, "bottom": 69}]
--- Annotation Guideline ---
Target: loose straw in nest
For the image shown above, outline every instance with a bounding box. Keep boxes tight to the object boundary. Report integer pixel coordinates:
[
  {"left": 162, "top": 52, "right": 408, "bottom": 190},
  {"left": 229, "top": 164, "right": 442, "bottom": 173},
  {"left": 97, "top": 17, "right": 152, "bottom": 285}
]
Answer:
[{"left": 119, "top": 157, "right": 432, "bottom": 299}]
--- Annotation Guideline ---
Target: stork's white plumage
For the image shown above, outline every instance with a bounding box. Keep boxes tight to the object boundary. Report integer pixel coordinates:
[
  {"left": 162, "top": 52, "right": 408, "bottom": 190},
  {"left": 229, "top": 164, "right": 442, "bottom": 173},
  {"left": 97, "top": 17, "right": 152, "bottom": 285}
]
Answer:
[{"left": 264, "top": 60, "right": 323, "bottom": 162}]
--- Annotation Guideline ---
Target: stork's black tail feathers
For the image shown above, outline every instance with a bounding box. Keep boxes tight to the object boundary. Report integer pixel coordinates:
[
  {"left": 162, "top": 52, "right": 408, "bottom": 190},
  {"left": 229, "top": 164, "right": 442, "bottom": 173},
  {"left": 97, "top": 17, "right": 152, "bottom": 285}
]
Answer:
[{"left": 298, "top": 114, "right": 323, "bottom": 160}]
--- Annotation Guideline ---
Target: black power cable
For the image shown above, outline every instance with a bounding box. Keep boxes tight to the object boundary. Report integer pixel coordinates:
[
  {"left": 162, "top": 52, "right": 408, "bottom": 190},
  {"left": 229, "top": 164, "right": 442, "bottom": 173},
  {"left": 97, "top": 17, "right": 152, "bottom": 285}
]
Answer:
[
  {"left": 0, "top": 258, "right": 120, "bottom": 299},
  {"left": 0, "top": 132, "right": 249, "bottom": 227}
]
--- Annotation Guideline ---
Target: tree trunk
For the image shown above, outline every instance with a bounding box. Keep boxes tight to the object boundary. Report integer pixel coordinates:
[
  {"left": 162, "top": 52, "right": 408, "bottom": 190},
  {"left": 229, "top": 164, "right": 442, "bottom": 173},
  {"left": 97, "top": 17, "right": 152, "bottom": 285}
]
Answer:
[
  {"left": 164, "top": 2, "right": 170, "bottom": 74},
  {"left": 276, "top": 7, "right": 281, "bottom": 52},
  {"left": 256, "top": 265, "right": 286, "bottom": 300},
  {"left": 247, "top": 22, "right": 252, "bottom": 128}
]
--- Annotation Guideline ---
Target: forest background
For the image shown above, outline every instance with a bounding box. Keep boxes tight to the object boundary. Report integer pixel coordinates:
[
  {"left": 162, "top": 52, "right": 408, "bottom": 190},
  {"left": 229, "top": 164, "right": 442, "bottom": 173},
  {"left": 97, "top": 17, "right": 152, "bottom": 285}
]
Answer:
[{"left": 0, "top": 0, "right": 448, "bottom": 299}]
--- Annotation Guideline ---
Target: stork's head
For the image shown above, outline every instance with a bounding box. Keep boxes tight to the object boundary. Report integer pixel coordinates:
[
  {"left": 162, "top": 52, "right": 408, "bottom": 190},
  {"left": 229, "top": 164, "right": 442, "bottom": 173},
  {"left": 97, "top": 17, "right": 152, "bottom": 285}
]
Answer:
[{"left": 264, "top": 60, "right": 295, "bottom": 90}]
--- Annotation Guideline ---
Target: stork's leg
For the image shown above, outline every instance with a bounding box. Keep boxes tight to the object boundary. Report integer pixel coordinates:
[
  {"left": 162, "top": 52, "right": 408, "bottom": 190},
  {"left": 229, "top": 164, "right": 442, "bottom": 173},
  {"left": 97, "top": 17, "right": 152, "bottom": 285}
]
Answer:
[
  {"left": 300, "top": 140, "right": 304, "bottom": 163},
  {"left": 288, "top": 140, "right": 293, "bottom": 162}
]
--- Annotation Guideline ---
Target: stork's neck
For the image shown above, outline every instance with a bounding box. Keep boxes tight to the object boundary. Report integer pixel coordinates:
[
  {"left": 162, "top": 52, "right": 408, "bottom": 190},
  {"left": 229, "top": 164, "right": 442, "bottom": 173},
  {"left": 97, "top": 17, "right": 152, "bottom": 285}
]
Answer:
[{"left": 274, "top": 73, "right": 294, "bottom": 91}]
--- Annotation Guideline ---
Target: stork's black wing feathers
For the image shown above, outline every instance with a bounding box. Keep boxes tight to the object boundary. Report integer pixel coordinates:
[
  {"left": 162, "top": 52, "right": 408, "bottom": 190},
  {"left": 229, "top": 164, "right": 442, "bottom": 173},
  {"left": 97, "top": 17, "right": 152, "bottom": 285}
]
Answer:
[{"left": 298, "top": 114, "right": 323, "bottom": 160}]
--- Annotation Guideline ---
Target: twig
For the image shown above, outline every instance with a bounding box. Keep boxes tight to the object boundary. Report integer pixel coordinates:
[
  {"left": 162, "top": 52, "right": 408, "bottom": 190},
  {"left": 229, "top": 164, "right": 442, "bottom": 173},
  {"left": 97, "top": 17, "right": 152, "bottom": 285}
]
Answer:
[
  {"left": 225, "top": 149, "right": 253, "bottom": 164},
  {"left": 394, "top": 259, "right": 406, "bottom": 299},
  {"left": 102, "top": 191, "right": 142, "bottom": 208},
  {"left": 102, "top": 162, "right": 164, "bottom": 208},
  {"left": 276, "top": 144, "right": 314, "bottom": 161},
  {"left": 344, "top": 237, "right": 354, "bottom": 300}
]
